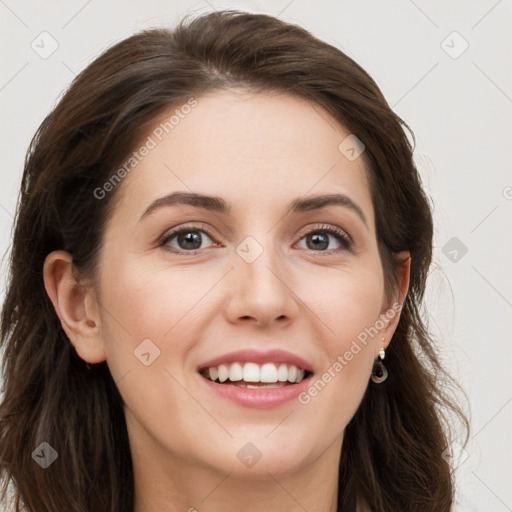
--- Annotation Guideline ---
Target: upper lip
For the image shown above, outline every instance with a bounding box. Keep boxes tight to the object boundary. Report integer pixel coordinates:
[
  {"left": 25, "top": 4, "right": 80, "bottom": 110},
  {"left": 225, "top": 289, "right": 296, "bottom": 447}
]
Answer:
[{"left": 198, "top": 348, "right": 314, "bottom": 373}]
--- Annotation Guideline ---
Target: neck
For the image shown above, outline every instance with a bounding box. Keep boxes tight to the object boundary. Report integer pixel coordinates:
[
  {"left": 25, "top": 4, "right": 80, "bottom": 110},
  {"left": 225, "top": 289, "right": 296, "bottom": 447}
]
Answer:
[{"left": 134, "top": 472, "right": 339, "bottom": 512}]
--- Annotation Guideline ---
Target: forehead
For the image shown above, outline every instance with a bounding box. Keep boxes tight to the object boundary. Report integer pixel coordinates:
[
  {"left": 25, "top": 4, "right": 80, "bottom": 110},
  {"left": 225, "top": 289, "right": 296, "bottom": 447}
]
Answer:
[{"left": 111, "top": 89, "right": 375, "bottom": 230}]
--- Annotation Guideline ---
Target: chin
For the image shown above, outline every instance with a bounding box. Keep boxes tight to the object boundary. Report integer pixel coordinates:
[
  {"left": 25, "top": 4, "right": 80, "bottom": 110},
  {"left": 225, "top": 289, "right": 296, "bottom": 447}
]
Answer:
[{"left": 193, "top": 430, "right": 323, "bottom": 479}]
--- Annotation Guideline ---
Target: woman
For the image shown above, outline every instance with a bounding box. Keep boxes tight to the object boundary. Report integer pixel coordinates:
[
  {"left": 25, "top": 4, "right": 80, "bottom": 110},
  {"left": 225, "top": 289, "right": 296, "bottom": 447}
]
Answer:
[{"left": 0, "top": 9, "right": 469, "bottom": 512}]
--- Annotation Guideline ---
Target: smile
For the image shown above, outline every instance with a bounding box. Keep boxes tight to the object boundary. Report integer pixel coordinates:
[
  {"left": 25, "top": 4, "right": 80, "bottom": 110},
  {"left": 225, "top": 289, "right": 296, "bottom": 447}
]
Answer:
[
  {"left": 200, "top": 362, "right": 310, "bottom": 387},
  {"left": 197, "top": 349, "right": 314, "bottom": 408}
]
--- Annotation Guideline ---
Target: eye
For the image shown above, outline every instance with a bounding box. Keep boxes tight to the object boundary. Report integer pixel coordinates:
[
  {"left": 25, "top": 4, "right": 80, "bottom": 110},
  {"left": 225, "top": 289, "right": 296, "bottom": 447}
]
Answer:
[
  {"left": 295, "top": 224, "right": 353, "bottom": 253},
  {"left": 159, "top": 223, "right": 218, "bottom": 254},
  {"left": 158, "top": 222, "right": 353, "bottom": 255}
]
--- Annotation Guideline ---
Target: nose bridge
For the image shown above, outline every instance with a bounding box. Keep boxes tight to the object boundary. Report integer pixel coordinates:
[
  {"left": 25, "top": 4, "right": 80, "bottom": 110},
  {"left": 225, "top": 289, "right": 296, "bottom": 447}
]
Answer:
[{"left": 225, "top": 232, "right": 297, "bottom": 325}]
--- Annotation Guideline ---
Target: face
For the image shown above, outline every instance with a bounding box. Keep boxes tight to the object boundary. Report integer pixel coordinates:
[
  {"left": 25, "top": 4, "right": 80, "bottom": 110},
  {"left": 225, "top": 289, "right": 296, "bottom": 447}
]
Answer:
[{"left": 89, "top": 89, "right": 407, "bottom": 481}]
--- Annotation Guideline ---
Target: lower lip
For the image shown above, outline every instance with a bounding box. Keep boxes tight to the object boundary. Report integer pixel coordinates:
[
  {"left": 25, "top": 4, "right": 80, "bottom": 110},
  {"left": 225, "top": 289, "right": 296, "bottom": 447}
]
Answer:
[{"left": 199, "top": 374, "right": 312, "bottom": 409}]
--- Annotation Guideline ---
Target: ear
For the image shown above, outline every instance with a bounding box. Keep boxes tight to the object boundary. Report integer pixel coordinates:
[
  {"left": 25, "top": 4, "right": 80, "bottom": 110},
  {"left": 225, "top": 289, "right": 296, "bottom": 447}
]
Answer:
[
  {"left": 43, "top": 250, "right": 107, "bottom": 364},
  {"left": 378, "top": 250, "right": 411, "bottom": 351}
]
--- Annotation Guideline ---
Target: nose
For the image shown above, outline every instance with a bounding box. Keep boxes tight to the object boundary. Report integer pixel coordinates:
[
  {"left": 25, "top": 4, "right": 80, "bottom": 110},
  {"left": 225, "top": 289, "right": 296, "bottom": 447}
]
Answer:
[{"left": 223, "top": 240, "right": 299, "bottom": 328}]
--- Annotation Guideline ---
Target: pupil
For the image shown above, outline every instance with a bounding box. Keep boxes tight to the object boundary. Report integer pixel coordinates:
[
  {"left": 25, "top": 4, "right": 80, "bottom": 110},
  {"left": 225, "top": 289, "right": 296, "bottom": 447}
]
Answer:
[
  {"left": 309, "top": 233, "right": 328, "bottom": 250},
  {"left": 179, "top": 231, "right": 201, "bottom": 250}
]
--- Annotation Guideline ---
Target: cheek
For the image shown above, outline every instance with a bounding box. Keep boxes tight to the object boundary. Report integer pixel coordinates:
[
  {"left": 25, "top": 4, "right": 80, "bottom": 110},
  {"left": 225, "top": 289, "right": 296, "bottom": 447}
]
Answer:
[
  {"left": 95, "top": 257, "right": 207, "bottom": 389},
  {"left": 327, "top": 271, "right": 384, "bottom": 381},
  {"left": 296, "top": 266, "right": 383, "bottom": 421},
  {"left": 99, "top": 255, "right": 211, "bottom": 338},
  {"left": 300, "top": 262, "right": 384, "bottom": 346},
  {"left": 95, "top": 259, "right": 211, "bottom": 430},
  {"left": 95, "top": 254, "right": 235, "bottom": 405}
]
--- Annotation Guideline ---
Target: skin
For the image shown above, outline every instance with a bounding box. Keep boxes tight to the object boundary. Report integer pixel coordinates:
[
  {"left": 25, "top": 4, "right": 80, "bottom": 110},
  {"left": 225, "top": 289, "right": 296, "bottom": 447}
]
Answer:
[{"left": 44, "top": 88, "right": 410, "bottom": 512}]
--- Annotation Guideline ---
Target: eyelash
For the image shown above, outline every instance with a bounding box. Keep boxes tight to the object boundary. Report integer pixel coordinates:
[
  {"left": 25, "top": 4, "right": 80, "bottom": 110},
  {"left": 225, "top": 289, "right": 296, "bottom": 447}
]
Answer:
[{"left": 158, "top": 222, "right": 353, "bottom": 255}]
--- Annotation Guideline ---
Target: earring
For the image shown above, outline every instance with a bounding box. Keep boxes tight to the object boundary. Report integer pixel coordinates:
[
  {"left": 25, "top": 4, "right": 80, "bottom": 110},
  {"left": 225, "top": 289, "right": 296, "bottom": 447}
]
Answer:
[
  {"left": 85, "top": 362, "right": 92, "bottom": 370},
  {"left": 371, "top": 341, "right": 388, "bottom": 384}
]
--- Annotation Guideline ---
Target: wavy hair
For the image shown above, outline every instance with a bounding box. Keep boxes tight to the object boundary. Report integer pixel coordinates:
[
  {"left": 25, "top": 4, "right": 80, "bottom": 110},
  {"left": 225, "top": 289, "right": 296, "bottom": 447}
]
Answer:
[{"left": 0, "top": 10, "right": 469, "bottom": 511}]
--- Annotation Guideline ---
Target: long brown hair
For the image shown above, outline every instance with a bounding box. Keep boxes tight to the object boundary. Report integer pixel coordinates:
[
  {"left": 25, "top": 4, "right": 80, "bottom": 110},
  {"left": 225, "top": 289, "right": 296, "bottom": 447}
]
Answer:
[{"left": 0, "top": 10, "right": 469, "bottom": 511}]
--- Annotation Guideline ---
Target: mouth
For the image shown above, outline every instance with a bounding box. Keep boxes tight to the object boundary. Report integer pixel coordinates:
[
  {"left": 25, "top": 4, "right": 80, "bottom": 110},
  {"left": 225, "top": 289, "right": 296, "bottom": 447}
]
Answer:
[
  {"left": 197, "top": 348, "right": 314, "bottom": 408},
  {"left": 197, "top": 349, "right": 313, "bottom": 409},
  {"left": 199, "top": 362, "right": 312, "bottom": 388}
]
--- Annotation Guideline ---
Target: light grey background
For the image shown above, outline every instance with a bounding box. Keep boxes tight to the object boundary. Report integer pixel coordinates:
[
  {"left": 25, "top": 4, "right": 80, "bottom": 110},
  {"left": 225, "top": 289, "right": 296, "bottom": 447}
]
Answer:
[{"left": 1, "top": 1, "right": 511, "bottom": 510}]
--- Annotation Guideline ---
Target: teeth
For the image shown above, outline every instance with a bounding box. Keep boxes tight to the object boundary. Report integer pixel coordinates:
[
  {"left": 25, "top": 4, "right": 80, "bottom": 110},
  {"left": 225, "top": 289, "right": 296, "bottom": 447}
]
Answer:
[
  {"left": 218, "top": 364, "right": 229, "bottom": 383},
  {"left": 287, "top": 365, "right": 297, "bottom": 383},
  {"left": 208, "top": 367, "right": 218, "bottom": 381},
  {"left": 277, "top": 364, "right": 288, "bottom": 382},
  {"left": 203, "top": 362, "right": 308, "bottom": 384},
  {"left": 229, "top": 362, "right": 243, "bottom": 382},
  {"left": 260, "top": 363, "right": 278, "bottom": 383},
  {"left": 243, "top": 362, "right": 260, "bottom": 382},
  {"left": 235, "top": 382, "right": 286, "bottom": 389}
]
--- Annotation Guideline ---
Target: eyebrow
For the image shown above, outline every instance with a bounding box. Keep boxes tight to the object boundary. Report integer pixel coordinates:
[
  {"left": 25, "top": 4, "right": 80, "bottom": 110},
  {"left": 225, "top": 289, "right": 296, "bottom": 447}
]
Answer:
[{"left": 139, "top": 191, "right": 369, "bottom": 229}]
